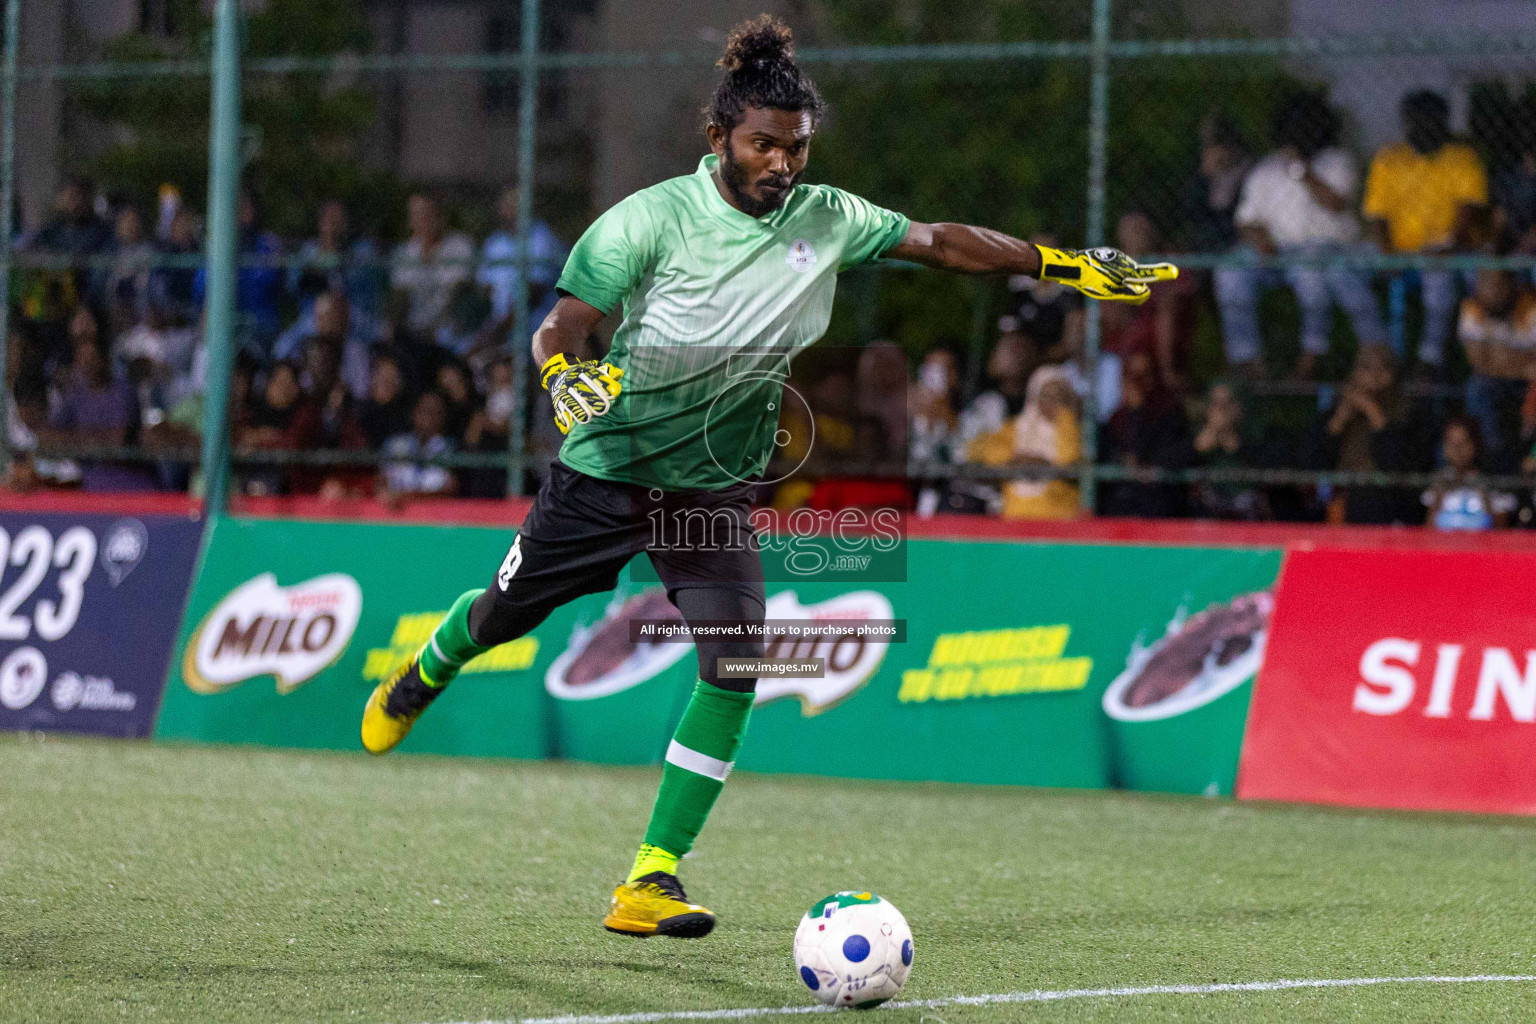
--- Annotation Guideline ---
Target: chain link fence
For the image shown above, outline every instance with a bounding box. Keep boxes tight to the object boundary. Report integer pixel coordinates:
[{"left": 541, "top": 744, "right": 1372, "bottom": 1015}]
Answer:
[{"left": 5, "top": 0, "right": 1536, "bottom": 527}]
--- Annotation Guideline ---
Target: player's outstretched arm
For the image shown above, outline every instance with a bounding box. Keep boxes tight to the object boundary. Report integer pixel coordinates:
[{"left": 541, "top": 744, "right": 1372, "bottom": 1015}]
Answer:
[
  {"left": 532, "top": 295, "right": 625, "bottom": 434},
  {"left": 886, "top": 222, "right": 1177, "bottom": 304}
]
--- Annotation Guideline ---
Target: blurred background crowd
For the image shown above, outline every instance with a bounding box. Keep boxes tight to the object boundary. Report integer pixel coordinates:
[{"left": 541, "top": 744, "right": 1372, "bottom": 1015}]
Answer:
[{"left": 10, "top": 0, "right": 1536, "bottom": 532}]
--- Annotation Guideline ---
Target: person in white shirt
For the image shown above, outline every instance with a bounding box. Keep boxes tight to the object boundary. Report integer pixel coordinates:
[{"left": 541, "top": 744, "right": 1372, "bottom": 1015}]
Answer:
[
  {"left": 389, "top": 193, "right": 476, "bottom": 346},
  {"left": 1215, "top": 93, "right": 1387, "bottom": 378},
  {"left": 381, "top": 389, "right": 458, "bottom": 496}
]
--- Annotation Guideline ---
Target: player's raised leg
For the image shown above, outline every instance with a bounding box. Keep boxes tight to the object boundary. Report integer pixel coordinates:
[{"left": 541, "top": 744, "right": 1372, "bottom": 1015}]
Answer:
[
  {"left": 604, "top": 584, "right": 764, "bottom": 938},
  {"left": 363, "top": 466, "right": 641, "bottom": 754},
  {"left": 361, "top": 588, "right": 494, "bottom": 754}
]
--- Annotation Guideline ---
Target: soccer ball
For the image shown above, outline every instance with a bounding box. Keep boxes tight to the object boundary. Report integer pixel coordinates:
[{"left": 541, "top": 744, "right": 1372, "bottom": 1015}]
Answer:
[{"left": 793, "top": 891, "right": 913, "bottom": 1008}]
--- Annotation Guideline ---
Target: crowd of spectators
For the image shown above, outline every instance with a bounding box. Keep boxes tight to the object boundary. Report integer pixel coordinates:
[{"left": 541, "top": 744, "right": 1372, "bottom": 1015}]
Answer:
[
  {"left": 10, "top": 84, "right": 1536, "bottom": 531},
  {"left": 7, "top": 178, "right": 563, "bottom": 500}
]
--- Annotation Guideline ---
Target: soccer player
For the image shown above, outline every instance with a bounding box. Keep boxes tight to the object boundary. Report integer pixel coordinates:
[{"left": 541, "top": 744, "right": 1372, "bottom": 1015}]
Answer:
[{"left": 361, "top": 15, "right": 1176, "bottom": 939}]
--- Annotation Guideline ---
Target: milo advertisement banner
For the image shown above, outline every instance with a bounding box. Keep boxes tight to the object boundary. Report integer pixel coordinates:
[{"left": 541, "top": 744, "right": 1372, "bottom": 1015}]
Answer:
[
  {"left": 540, "top": 539, "right": 1281, "bottom": 791},
  {"left": 155, "top": 517, "right": 558, "bottom": 758},
  {"left": 158, "top": 516, "right": 1279, "bottom": 794},
  {"left": 0, "top": 512, "right": 203, "bottom": 737}
]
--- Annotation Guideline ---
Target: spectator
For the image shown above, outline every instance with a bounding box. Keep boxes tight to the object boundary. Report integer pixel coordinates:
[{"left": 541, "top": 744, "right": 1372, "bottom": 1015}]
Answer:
[
  {"left": 1423, "top": 415, "right": 1513, "bottom": 530},
  {"left": 356, "top": 350, "right": 413, "bottom": 449},
  {"left": 63, "top": 303, "right": 106, "bottom": 376},
  {"left": 1172, "top": 111, "right": 1253, "bottom": 252},
  {"left": 957, "top": 330, "right": 1032, "bottom": 448},
  {"left": 114, "top": 303, "right": 199, "bottom": 392},
  {"left": 150, "top": 205, "right": 202, "bottom": 324},
  {"left": 1003, "top": 233, "right": 1084, "bottom": 363},
  {"left": 964, "top": 365, "right": 1080, "bottom": 520},
  {"left": 855, "top": 340, "right": 909, "bottom": 456},
  {"left": 390, "top": 192, "right": 476, "bottom": 349},
  {"left": 103, "top": 204, "right": 155, "bottom": 335},
  {"left": 193, "top": 187, "right": 284, "bottom": 352},
  {"left": 272, "top": 289, "right": 375, "bottom": 401},
  {"left": 381, "top": 390, "right": 457, "bottom": 497},
  {"left": 44, "top": 329, "right": 156, "bottom": 492},
  {"left": 1099, "top": 350, "right": 1193, "bottom": 518},
  {"left": 1363, "top": 90, "right": 1489, "bottom": 372},
  {"left": 301, "top": 334, "right": 368, "bottom": 454},
  {"left": 1217, "top": 92, "right": 1386, "bottom": 379},
  {"left": 289, "top": 199, "right": 383, "bottom": 316},
  {"left": 463, "top": 357, "right": 514, "bottom": 498},
  {"left": 1492, "top": 97, "right": 1536, "bottom": 257},
  {"left": 19, "top": 178, "right": 109, "bottom": 359},
  {"left": 6, "top": 376, "right": 81, "bottom": 490},
  {"left": 436, "top": 359, "right": 482, "bottom": 443},
  {"left": 909, "top": 347, "right": 961, "bottom": 464},
  {"left": 239, "top": 361, "right": 314, "bottom": 447},
  {"left": 29, "top": 175, "right": 112, "bottom": 274},
  {"left": 1103, "top": 211, "right": 1197, "bottom": 394},
  {"left": 1459, "top": 269, "right": 1536, "bottom": 465},
  {"left": 909, "top": 347, "right": 961, "bottom": 515},
  {"left": 1191, "top": 381, "right": 1269, "bottom": 520},
  {"left": 116, "top": 303, "right": 198, "bottom": 448},
  {"left": 476, "top": 184, "right": 566, "bottom": 347},
  {"left": 1304, "top": 346, "right": 1431, "bottom": 524},
  {"left": 469, "top": 357, "right": 514, "bottom": 452}
]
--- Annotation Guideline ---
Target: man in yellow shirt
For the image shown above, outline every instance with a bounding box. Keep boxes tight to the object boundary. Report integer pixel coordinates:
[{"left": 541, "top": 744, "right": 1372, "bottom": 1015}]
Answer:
[{"left": 1363, "top": 90, "right": 1489, "bottom": 370}]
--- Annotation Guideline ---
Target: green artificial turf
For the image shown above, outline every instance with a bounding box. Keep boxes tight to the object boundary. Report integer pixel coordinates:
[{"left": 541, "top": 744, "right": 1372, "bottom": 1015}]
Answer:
[{"left": 1, "top": 734, "right": 1534, "bottom": 1024}]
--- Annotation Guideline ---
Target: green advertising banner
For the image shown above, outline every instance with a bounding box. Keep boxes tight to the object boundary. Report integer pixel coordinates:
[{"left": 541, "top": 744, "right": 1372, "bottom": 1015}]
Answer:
[
  {"left": 156, "top": 516, "right": 564, "bottom": 758},
  {"left": 735, "top": 542, "right": 1281, "bottom": 793},
  {"left": 158, "top": 517, "right": 1280, "bottom": 796}
]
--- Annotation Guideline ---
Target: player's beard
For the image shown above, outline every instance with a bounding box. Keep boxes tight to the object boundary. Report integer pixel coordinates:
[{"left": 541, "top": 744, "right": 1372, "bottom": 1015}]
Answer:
[{"left": 719, "top": 146, "right": 798, "bottom": 218}]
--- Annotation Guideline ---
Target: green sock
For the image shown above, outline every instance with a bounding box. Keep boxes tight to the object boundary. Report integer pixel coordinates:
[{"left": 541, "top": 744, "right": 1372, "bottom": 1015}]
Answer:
[
  {"left": 418, "top": 589, "right": 491, "bottom": 687},
  {"left": 628, "top": 680, "right": 754, "bottom": 882}
]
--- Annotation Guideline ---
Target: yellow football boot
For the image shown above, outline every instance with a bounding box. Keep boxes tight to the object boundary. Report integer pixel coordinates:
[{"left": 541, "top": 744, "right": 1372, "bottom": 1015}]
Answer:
[
  {"left": 603, "top": 872, "right": 716, "bottom": 938},
  {"left": 360, "top": 652, "right": 444, "bottom": 755}
]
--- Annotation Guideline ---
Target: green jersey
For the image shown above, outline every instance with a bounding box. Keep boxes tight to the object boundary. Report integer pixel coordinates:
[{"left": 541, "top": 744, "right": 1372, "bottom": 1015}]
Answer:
[{"left": 554, "top": 154, "right": 909, "bottom": 491}]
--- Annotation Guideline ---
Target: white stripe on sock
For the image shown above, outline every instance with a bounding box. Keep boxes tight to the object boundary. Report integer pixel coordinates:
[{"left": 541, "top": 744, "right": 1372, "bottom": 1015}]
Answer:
[
  {"left": 665, "top": 740, "right": 733, "bottom": 782},
  {"left": 428, "top": 636, "right": 463, "bottom": 669}
]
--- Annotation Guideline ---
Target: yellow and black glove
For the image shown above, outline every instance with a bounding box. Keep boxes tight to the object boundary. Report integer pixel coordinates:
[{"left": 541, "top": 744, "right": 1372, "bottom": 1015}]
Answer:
[
  {"left": 540, "top": 354, "right": 624, "bottom": 435},
  {"left": 1034, "top": 244, "right": 1178, "bottom": 305}
]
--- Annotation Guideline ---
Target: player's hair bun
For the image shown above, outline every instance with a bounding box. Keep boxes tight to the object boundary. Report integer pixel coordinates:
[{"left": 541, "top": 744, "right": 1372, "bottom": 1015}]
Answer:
[
  {"left": 706, "top": 14, "right": 823, "bottom": 136},
  {"left": 719, "top": 15, "right": 795, "bottom": 71}
]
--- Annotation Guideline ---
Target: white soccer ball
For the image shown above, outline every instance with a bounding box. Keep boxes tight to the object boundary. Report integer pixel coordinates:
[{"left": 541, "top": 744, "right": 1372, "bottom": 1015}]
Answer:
[{"left": 793, "top": 891, "right": 913, "bottom": 1008}]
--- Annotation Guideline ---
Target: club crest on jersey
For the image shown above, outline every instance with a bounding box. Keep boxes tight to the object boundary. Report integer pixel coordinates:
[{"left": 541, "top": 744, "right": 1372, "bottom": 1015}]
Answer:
[{"left": 785, "top": 239, "right": 817, "bottom": 273}]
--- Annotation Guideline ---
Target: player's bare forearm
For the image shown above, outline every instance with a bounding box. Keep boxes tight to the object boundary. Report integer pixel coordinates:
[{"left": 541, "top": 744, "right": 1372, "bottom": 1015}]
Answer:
[
  {"left": 886, "top": 222, "right": 1041, "bottom": 277},
  {"left": 887, "top": 221, "right": 1176, "bottom": 303},
  {"left": 531, "top": 295, "right": 607, "bottom": 367}
]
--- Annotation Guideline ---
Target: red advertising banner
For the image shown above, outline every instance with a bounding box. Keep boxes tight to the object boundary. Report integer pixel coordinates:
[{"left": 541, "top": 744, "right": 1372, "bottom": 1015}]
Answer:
[{"left": 1238, "top": 547, "right": 1536, "bottom": 815}]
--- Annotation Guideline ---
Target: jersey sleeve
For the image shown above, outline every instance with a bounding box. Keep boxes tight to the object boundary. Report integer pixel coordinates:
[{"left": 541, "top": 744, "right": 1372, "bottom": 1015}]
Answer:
[
  {"left": 555, "top": 195, "right": 659, "bottom": 314},
  {"left": 823, "top": 187, "right": 911, "bottom": 271}
]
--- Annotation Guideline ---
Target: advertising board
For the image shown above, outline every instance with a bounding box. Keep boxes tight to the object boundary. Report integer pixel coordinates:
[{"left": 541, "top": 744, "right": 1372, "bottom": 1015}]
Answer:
[
  {"left": 0, "top": 512, "right": 202, "bottom": 737},
  {"left": 1238, "top": 547, "right": 1536, "bottom": 815}
]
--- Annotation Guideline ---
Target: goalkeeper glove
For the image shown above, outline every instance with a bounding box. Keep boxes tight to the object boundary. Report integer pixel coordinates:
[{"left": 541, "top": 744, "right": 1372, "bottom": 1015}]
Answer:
[
  {"left": 1034, "top": 244, "right": 1178, "bottom": 304},
  {"left": 540, "top": 353, "right": 624, "bottom": 435}
]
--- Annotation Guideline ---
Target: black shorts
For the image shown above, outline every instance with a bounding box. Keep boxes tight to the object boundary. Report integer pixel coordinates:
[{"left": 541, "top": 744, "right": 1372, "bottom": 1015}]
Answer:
[{"left": 489, "top": 460, "right": 766, "bottom": 614}]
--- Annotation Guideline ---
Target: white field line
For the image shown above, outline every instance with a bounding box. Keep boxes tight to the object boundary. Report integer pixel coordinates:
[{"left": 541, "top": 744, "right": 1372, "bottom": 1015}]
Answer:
[{"left": 435, "top": 973, "right": 1536, "bottom": 1024}]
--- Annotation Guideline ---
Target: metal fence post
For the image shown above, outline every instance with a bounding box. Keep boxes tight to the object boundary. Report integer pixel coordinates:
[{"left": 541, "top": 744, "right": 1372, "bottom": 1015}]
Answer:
[
  {"left": 0, "top": 0, "right": 21, "bottom": 472},
  {"left": 506, "top": 0, "right": 541, "bottom": 497},
  {"left": 1080, "top": 0, "right": 1112, "bottom": 514},
  {"left": 200, "top": 0, "right": 243, "bottom": 517}
]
